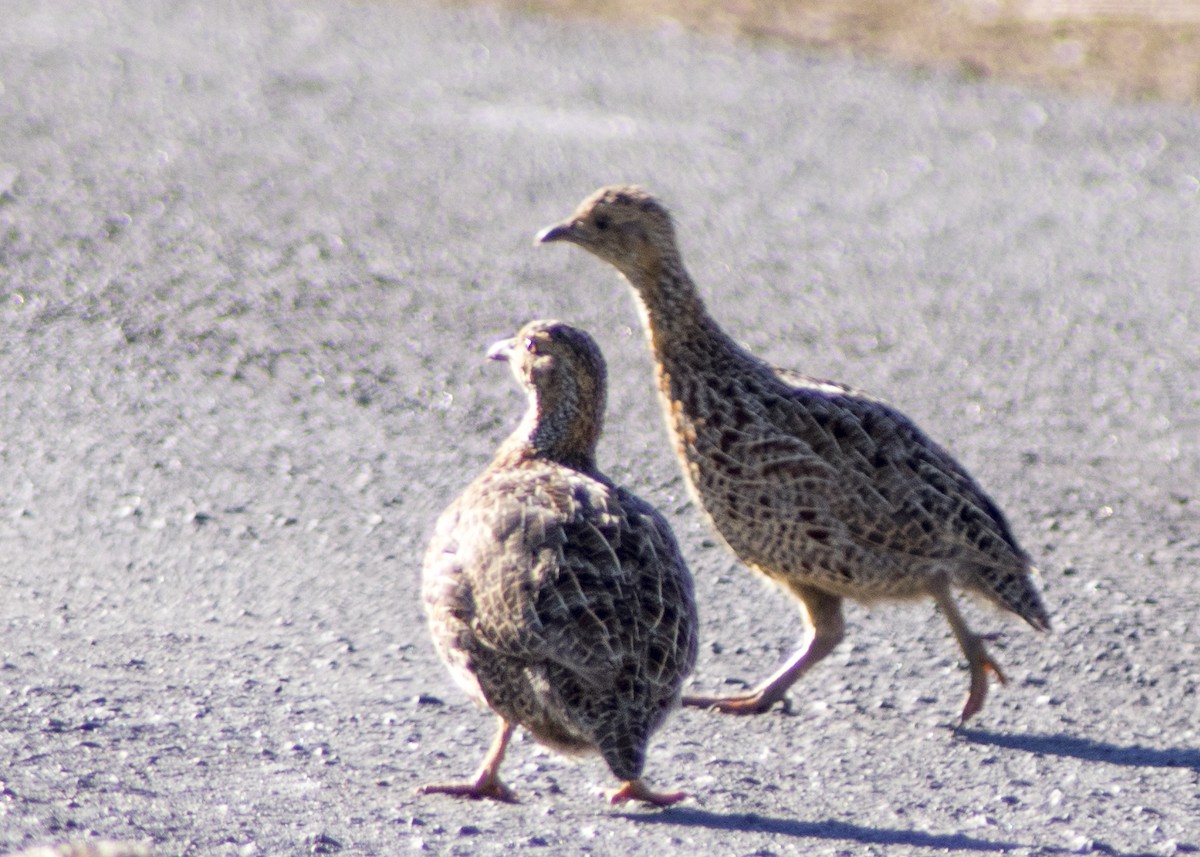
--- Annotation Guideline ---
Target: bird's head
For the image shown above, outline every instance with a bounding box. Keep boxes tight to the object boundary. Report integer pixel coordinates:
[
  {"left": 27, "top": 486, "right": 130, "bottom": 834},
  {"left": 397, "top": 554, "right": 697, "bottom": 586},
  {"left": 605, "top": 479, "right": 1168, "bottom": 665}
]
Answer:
[
  {"left": 488, "top": 319, "right": 606, "bottom": 396},
  {"left": 536, "top": 185, "right": 678, "bottom": 277},
  {"left": 487, "top": 319, "right": 608, "bottom": 464}
]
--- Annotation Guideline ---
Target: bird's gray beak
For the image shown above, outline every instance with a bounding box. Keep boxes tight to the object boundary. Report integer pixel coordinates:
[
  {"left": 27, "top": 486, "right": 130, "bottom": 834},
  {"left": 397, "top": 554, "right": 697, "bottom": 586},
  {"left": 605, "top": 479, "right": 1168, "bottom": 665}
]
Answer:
[
  {"left": 486, "top": 336, "right": 515, "bottom": 362},
  {"left": 535, "top": 220, "right": 576, "bottom": 245}
]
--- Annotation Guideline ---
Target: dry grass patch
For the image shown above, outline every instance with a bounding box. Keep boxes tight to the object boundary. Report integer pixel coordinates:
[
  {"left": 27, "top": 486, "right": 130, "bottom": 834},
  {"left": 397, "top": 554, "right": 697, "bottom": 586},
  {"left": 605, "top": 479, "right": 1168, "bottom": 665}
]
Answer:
[{"left": 457, "top": 0, "right": 1200, "bottom": 103}]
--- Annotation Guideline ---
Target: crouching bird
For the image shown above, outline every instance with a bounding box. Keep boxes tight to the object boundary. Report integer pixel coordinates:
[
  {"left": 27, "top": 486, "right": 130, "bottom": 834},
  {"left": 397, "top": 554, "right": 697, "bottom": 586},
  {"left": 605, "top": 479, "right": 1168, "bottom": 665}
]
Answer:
[
  {"left": 538, "top": 186, "right": 1050, "bottom": 723},
  {"left": 420, "top": 319, "right": 699, "bottom": 804}
]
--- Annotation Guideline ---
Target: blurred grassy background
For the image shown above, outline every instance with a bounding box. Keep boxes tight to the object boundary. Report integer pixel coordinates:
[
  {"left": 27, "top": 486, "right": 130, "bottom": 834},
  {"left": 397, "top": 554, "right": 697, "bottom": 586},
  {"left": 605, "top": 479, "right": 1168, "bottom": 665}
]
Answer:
[{"left": 457, "top": 0, "right": 1200, "bottom": 103}]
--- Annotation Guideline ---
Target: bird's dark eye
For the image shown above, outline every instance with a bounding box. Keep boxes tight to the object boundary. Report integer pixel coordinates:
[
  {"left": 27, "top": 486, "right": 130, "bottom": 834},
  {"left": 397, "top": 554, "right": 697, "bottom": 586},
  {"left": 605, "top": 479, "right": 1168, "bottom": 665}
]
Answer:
[
  {"left": 524, "top": 337, "right": 537, "bottom": 354},
  {"left": 594, "top": 215, "right": 611, "bottom": 231}
]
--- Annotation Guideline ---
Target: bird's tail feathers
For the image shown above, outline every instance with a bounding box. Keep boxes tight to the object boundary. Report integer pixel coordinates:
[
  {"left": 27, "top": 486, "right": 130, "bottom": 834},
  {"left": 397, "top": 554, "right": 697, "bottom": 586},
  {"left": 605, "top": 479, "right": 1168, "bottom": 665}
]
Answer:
[{"left": 975, "top": 562, "right": 1052, "bottom": 632}]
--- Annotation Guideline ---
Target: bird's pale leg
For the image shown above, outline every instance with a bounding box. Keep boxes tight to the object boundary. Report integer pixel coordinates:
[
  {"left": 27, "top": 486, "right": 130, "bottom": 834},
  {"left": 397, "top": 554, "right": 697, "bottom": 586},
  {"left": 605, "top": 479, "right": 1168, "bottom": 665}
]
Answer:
[
  {"left": 417, "top": 719, "right": 518, "bottom": 802},
  {"left": 607, "top": 779, "right": 686, "bottom": 807},
  {"left": 934, "top": 589, "right": 1008, "bottom": 723},
  {"left": 684, "top": 588, "right": 845, "bottom": 715}
]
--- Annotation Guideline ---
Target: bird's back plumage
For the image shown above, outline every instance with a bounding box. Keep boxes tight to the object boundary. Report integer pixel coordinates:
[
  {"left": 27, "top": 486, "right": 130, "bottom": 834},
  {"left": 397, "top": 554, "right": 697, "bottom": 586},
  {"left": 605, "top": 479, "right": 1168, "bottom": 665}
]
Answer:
[{"left": 424, "top": 460, "right": 697, "bottom": 778}]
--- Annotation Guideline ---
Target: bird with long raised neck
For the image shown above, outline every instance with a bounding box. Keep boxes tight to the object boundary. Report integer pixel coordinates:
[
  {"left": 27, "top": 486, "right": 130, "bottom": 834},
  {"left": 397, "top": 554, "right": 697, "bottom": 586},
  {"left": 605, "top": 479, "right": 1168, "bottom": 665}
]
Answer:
[
  {"left": 419, "top": 319, "right": 699, "bottom": 805},
  {"left": 537, "top": 186, "right": 1050, "bottom": 723}
]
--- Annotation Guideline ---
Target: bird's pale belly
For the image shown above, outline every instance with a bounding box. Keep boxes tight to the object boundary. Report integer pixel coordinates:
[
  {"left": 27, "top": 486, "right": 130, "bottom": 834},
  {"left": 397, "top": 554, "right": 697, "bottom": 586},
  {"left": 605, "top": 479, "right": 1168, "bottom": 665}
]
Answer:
[{"left": 681, "top": 443, "right": 937, "bottom": 602}]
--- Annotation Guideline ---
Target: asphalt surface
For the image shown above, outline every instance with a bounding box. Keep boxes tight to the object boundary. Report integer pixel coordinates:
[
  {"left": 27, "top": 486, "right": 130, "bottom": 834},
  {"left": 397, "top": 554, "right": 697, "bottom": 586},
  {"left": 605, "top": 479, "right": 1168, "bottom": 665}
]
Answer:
[{"left": 2, "top": 1, "right": 1199, "bottom": 855}]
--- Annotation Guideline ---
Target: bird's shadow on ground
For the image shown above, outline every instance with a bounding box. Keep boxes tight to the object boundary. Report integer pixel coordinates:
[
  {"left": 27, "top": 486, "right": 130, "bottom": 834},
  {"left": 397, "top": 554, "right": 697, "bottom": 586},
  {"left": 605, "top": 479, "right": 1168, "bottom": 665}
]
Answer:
[
  {"left": 619, "top": 807, "right": 1018, "bottom": 852},
  {"left": 957, "top": 727, "right": 1200, "bottom": 771},
  {"left": 616, "top": 731, "right": 1200, "bottom": 854}
]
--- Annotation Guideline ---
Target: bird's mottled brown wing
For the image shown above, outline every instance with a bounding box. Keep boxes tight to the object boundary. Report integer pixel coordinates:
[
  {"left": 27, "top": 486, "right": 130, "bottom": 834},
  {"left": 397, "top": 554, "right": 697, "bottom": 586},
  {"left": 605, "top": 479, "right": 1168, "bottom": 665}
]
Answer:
[{"left": 762, "top": 369, "right": 1032, "bottom": 571}]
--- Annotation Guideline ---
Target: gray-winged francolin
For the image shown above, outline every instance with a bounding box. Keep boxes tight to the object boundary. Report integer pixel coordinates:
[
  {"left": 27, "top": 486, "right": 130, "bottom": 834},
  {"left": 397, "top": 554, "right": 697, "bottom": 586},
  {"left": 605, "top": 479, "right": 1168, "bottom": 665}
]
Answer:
[
  {"left": 420, "top": 319, "right": 699, "bottom": 804},
  {"left": 537, "top": 186, "right": 1050, "bottom": 723}
]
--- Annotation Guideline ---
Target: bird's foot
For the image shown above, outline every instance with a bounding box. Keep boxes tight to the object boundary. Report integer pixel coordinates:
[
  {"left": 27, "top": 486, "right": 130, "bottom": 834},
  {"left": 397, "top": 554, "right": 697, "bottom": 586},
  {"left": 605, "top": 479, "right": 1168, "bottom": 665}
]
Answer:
[
  {"left": 417, "top": 775, "right": 517, "bottom": 803},
  {"left": 958, "top": 657, "right": 1008, "bottom": 724},
  {"left": 682, "top": 688, "right": 786, "bottom": 716},
  {"left": 607, "top": 779, "right": 686, "bottom": 807}
]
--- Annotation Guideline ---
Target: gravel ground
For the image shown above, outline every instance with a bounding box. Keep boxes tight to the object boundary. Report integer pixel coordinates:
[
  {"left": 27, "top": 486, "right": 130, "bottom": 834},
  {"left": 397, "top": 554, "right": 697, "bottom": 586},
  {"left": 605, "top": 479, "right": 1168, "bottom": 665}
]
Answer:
[{"left": 1, "top": 1, "right": 1199, "bottom": 855}]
